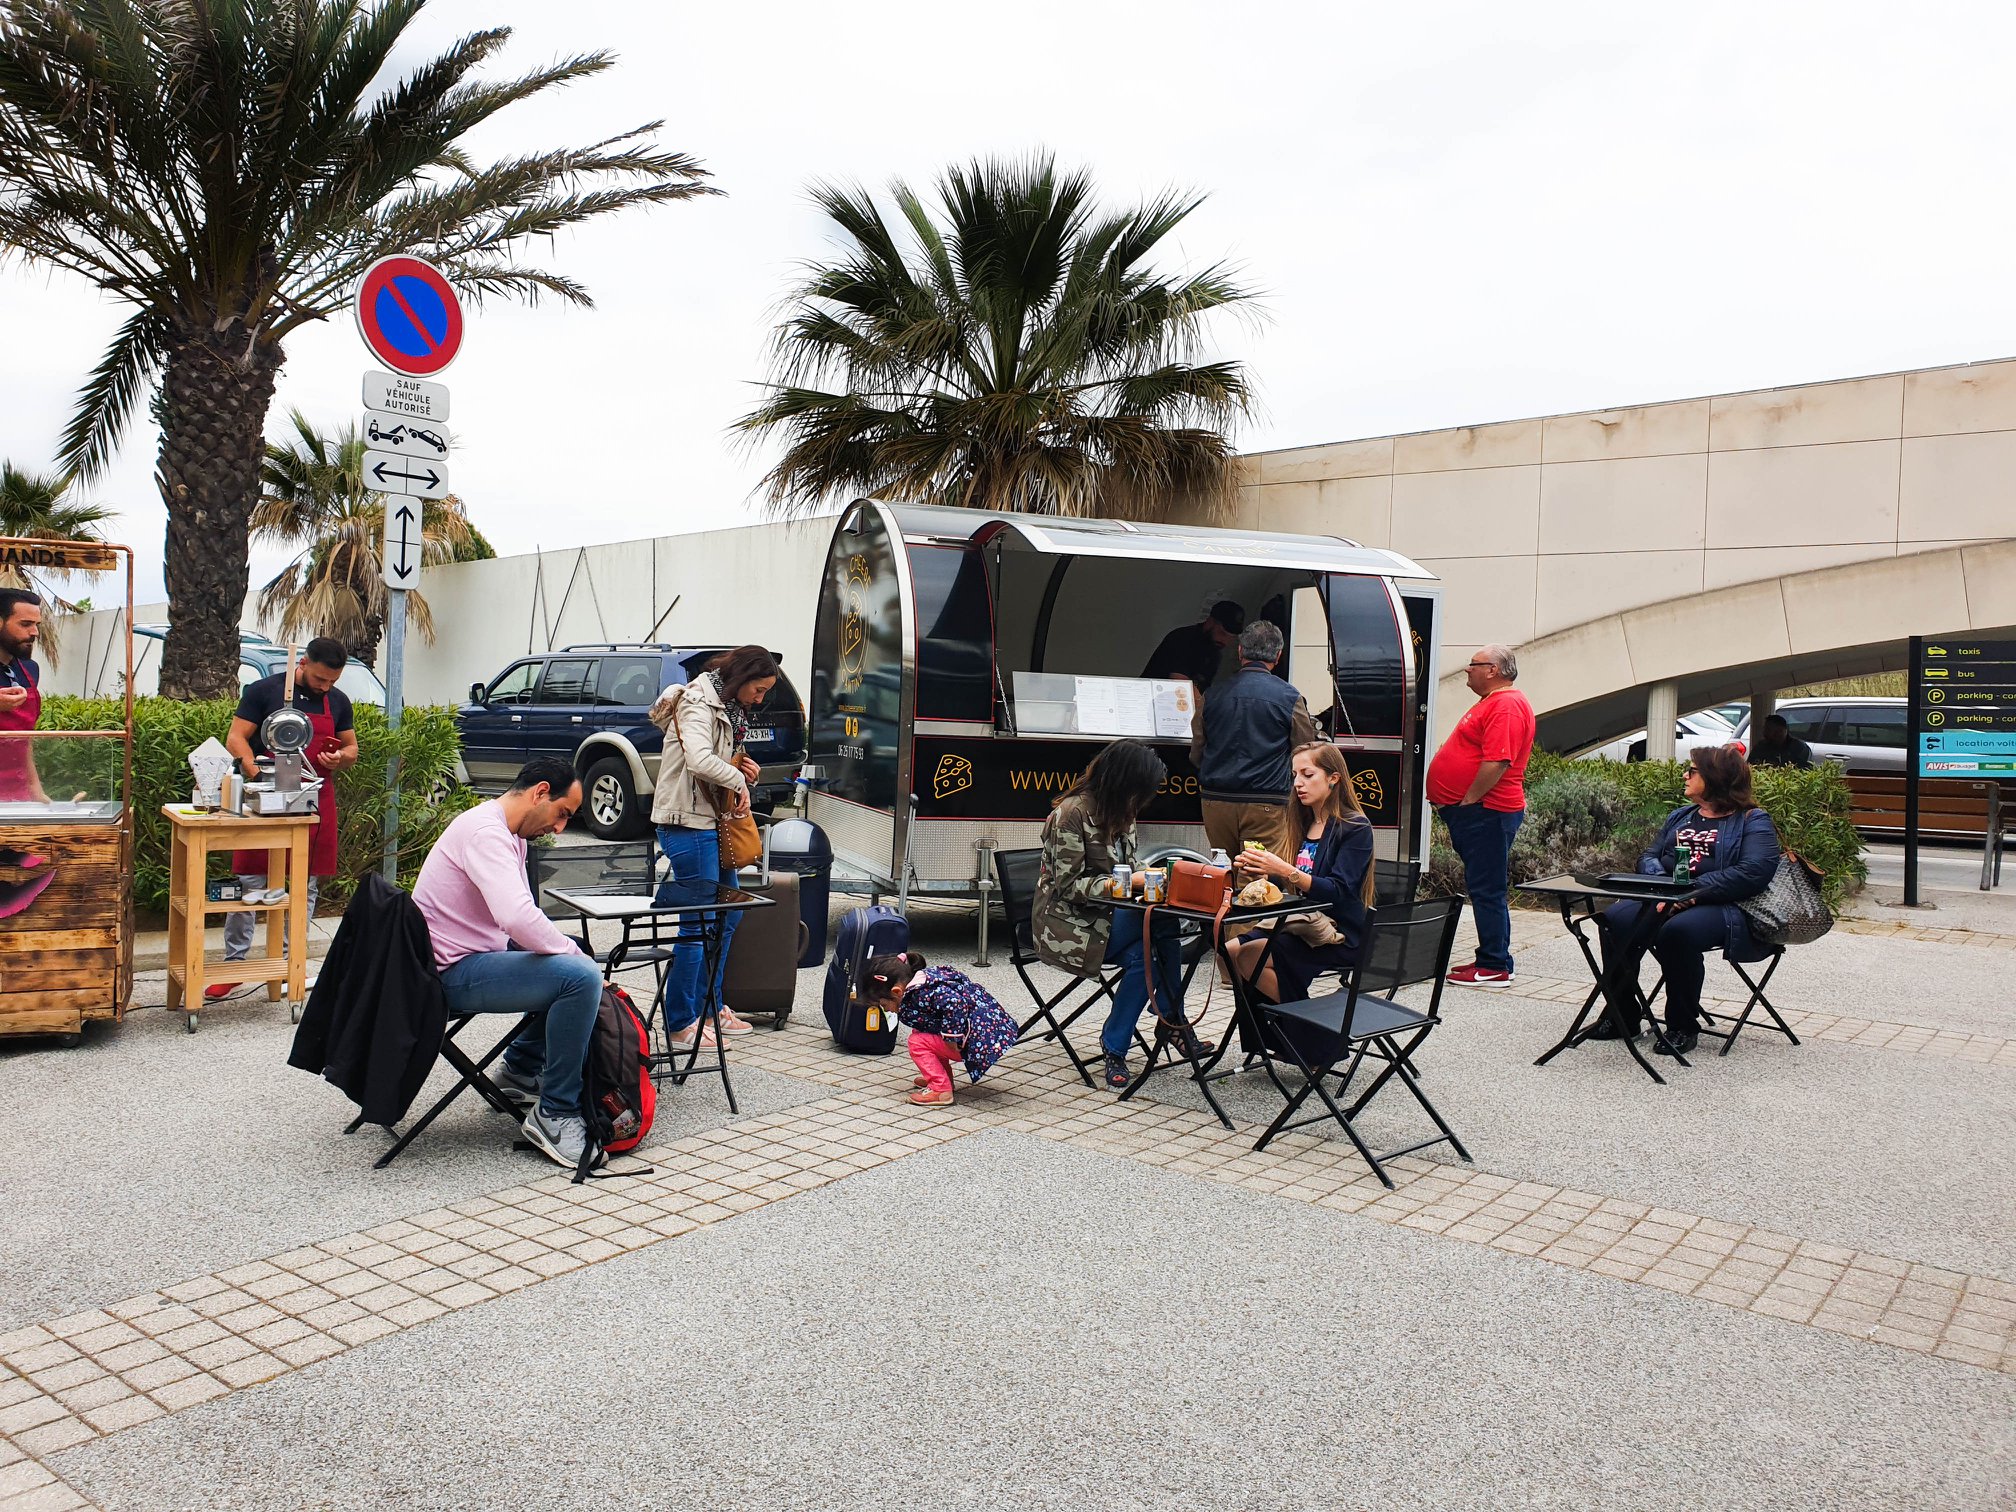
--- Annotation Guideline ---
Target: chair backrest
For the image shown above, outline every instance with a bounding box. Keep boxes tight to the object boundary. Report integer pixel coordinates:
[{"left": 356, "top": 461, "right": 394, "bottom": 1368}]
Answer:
[
  {"left": 526, "top": 839, "right": 662, "bottom": 918},
  {"left": 993, "top": 848, "right": 1042, "bottom": 962},
  {"left": 1374, "top": 859, "right": 1420, "bottom": 907},
  {"left": 1357, "top": 896, "right": 1465, "bottom": 1006}
]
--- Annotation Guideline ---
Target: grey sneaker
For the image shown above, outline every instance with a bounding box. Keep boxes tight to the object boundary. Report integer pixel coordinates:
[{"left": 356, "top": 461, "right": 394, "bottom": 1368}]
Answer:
[
  {"left": 521, "top": 1107, "right": 591, "bottom": 1169},
  {"left": 491, "top": 1060, "right": 540, "bottom": 1110}
]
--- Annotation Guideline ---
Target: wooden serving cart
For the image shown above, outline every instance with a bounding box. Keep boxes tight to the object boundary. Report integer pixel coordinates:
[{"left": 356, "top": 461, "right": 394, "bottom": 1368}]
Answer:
[{"left": 0, "top": 537, "right": 135, "bottom": 1045}]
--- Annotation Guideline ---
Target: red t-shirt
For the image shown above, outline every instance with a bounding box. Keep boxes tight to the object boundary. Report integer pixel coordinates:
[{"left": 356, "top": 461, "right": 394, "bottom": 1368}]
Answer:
[{"left": 1426, "top": 688, "right": 1536, "bottom": 812}]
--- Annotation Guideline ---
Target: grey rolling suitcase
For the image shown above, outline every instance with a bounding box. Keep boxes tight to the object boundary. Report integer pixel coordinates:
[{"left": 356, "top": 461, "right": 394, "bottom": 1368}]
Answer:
[{"left": 722, "top": 834, "right": 808, "bottom": 1026}]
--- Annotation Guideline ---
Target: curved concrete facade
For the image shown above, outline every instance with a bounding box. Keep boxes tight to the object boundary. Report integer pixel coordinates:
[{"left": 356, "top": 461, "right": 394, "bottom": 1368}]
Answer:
[{"left": 1215, "top": 356, "right": 2016, "bottom": 745}]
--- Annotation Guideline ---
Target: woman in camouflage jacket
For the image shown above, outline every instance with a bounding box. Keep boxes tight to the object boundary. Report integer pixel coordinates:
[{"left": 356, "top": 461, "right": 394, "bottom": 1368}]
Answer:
[{"left": 1034, "top": 740, "right": 1207, "bottom": 1088}]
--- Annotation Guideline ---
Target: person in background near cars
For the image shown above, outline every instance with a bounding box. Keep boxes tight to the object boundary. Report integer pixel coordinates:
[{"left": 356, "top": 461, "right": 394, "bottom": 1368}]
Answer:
[
  {"left": 650, "top": 645, "right": 780, "bottom": 1048},
  {"left": 1192, "top": 620, "right": 1319, "bottom": 860},
  {"left": 1592, "top": 746, "right": 1781, "bottom": 1056},
  {"left": 1427, "top": 643, "right": 1537, "bottom": 987},
  {"left": 1033, "top": 739, "right": 1209, "bottom": 1089},
  {"left": 1142, "top": 598, "right": 1246, "bottom": 690},
  {"left": 411, "top": 757, "right": 604, "bottom": 1168},
  {"left": 1748, "top": 714, "right": 1813, "bottom": 770},
  {"left": 0, "top": 588, "right": 46, "bottom": 802},
  {"left": 209, "top": 637, "right": 360, "bottom": 1001}
]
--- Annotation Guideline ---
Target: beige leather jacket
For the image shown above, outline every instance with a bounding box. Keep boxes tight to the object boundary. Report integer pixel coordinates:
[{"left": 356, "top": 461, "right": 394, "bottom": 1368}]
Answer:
[{"left": 647, "top": 673, "right": 747, "bottom": 830}]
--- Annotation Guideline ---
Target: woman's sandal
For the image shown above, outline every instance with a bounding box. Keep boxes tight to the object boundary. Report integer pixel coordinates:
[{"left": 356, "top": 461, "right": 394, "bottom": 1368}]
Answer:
[{"left": 907, "top": 1087, "right": 954, "bottom": 1106}]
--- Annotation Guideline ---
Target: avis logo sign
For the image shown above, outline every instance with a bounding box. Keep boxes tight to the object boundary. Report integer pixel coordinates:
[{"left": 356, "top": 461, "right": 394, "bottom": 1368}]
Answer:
[{"left": 933, "top": 753, "right": 974, "bottom": 798}]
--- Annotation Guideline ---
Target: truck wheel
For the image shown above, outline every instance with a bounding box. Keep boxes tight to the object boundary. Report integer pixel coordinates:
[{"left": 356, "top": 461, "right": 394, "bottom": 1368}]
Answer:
[{"left": 583, "top": 757, "right": 647, "bottom": 840}]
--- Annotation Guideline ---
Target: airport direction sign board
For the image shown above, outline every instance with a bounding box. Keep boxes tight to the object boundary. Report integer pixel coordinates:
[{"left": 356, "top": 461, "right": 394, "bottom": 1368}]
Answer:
[
  {"left": 355, "top": 256, "right": 463, "bottom": 377},
  {"left": 1914, "top": 636, "right": 2016, "bottom": 776},
  {"left": 363, "top": 371, "right": 449, "bottom": 422},
  {"left": 363, "top": 448, "right": 449, "bottom": 500},
  {"left": 381, "top": 497, "right": 422, "bottom": 591},
  {"left": 363, "top": 410, "right": 450, "bottom": 461}
]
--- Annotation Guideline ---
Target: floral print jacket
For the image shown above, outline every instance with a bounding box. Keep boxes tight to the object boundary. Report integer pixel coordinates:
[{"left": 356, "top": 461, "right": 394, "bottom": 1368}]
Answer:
[{"left": 897, "top": 967, "right": 1018, "bottom": 1081}]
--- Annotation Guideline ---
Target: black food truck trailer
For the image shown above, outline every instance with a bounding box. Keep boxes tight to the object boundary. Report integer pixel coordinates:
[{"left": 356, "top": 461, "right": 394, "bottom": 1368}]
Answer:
[{"left": 807, "top": 501, "right": 1442, "bottom": 926}]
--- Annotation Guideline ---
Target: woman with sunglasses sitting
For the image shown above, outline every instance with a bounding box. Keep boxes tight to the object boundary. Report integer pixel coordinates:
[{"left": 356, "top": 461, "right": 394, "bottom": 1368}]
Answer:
[{"left": 1592, "top": 745, "right": 1781, "bottom": 1055}]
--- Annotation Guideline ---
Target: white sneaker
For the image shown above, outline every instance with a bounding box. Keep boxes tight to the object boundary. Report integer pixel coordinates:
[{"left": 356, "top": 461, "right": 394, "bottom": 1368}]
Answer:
[{"left": 521, "top": 1107, "right": 592, "bottom": 1169}]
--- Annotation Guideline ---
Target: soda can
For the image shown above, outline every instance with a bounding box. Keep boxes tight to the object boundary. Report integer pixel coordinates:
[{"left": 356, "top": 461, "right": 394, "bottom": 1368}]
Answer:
[
  {"left": 1142, "top": 868, "right": 1167, "bottom": 903},
  {"left": 1111, "top": 864, "right": 1132, "bottom": 899}
]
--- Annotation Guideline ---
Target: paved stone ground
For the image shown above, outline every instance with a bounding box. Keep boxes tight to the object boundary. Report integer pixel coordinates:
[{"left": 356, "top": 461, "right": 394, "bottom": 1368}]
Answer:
[{"left": 1, "top": 878, "right": 2012, "bottom": 1510}]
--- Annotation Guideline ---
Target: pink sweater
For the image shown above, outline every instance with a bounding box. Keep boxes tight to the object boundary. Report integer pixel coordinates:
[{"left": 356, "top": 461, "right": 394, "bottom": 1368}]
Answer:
[{"left": 412, "top": 801, "right": 583, "bottom": 972}]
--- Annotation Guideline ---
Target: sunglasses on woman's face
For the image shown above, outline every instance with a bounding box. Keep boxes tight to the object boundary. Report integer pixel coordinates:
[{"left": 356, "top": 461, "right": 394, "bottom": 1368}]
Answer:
[{"left": 1683, "top": 764, "right": 1699, "bottom": 776}]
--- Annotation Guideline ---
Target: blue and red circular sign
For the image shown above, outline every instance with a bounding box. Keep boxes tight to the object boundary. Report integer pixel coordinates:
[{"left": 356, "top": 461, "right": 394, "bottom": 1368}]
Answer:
[{"left": 354, "top": 255, "right": 463, "bottom": 377}]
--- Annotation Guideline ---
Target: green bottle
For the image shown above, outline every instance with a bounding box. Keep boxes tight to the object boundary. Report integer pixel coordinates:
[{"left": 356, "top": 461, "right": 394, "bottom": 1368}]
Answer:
[{"left": 1673, "top": 844, "right": 1694, "bottom": 886}]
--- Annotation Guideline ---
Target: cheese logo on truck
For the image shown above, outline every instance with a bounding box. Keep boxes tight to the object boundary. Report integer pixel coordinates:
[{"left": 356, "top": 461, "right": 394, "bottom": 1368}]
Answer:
[
  {"left": 1352, "top": 769, "right": 1385, "bottom": 814},
  {"left": 933, "top": 753, "right": 974, "bottom": 798}
]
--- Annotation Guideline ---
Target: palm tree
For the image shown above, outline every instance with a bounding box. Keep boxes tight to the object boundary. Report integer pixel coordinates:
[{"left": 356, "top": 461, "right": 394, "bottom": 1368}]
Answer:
[
  {"left": 0, "top": 461, "right": 113, "bottom": 660},
  {"left": 0, "top": 0, "right": 716, "bottom": 698},
  {"left": 737, "top": 153, "right": 1259, "bottom": 522},
  {"left": 253, "top": 411, "right": 484, "bottom": 666}
]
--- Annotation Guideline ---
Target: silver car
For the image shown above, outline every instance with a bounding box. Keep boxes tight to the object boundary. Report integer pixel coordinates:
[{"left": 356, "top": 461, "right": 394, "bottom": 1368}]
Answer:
[{"left": 1732, "top": 697, "right": 1906, "bottom": 774}]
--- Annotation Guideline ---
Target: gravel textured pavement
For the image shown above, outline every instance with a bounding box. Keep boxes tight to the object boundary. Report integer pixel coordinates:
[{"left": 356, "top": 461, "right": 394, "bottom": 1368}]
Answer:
[{"left": 49, "top": 1134, "right": 2016, "bottom": 1512}]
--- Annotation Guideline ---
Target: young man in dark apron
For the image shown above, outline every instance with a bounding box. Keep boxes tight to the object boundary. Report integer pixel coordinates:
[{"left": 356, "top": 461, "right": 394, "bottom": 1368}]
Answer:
[
  {"left": 211, "top": 637, "right": 359, "bottom": 1000},
  {"left": 0, "top": 588, "right": 47, "bottom": 803}
]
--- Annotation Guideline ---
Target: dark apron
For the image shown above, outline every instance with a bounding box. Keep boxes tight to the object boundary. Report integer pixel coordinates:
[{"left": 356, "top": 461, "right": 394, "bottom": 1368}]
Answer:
[
  {"left": 0, "top": 660, "right": 41, "bottom": 800},
  {"left": 233, "top": 694, "right": 341, "bottom": 878}
]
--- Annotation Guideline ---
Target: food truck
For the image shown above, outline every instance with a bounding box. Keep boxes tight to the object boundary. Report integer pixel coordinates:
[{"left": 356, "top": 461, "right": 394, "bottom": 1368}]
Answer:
[
  {"left": 0, "top": 537, "right": 135, "bottom": 1045},
  {"left": 806, "top": 502, "right": 1442, "bottom": 907}
]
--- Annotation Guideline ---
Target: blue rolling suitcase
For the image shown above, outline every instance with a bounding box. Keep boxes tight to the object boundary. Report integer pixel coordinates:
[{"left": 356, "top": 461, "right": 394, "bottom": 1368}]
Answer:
[{"left": 823, "top": 905, "right": 908, "bottom": 1053}]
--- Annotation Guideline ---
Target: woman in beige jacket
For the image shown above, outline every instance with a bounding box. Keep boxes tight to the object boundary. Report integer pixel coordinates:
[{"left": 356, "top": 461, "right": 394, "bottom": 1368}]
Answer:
[{"left": 649, "top": 645, "right": 781, "bottom": 1046}]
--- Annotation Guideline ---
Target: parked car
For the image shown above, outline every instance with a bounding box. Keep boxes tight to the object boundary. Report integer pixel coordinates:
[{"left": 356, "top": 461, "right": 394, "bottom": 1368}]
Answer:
[
  {"left": 128, "top": 625, "right": 388, "bottom": 705},
  {"left": 1576, "top": 709, "right": 1735, "bottom": 764},
  {"left": 1731, "top": 696, "right": 1906, "bottom": 774},
  {"left": 456, "top": 644, "right": 808, "bottom": 839}
]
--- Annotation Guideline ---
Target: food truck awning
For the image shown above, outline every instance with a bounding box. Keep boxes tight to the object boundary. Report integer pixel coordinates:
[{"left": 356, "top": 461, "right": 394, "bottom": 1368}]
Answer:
[{"left": 960, "top": 511, "right": 1436, "bottom": 579}]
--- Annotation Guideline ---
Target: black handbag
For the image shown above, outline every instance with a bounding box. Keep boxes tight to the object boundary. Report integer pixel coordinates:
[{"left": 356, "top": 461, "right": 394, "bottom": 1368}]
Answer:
[{"left": 1736, "top": 850, "right": 1833, "bottom": 946}]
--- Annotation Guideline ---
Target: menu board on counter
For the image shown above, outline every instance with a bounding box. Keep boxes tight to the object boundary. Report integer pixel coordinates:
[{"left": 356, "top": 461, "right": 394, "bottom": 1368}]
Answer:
[{"left": 1011, "top": 672, "right": 1198, "bottom": 739}]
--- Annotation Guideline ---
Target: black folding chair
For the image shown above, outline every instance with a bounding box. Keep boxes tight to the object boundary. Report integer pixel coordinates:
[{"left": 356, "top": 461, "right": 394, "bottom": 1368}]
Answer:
[
  {"left": 1374, "top": 858, "right": 1421, "bottom": 907},
  {"left": 529, "top": 839, "right": 682, "bottom": 1017},
  {"left": 354, "top": 1010, "right": 539, "bottom": 1169},
  {"left": 993, "top": 848, "right": 1138, "bottom": 1088},
  {"left": 1249, "top": 897, "right": 1471, "bottom": 1187},
  {"left": 1646, "top": 945, "right": 1798, "bottom": 1056}
]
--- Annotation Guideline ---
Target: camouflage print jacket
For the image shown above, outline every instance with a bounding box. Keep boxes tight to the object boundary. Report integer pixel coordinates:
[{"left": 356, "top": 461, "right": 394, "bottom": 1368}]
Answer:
[{"left": 1033, "top": 795, "right": 1138, "bottom": 977}]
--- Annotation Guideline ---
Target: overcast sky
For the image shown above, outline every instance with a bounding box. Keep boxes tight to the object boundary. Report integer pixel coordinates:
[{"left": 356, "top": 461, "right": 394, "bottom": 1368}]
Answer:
[{"left": 3, "top": 0, "right": 2013, "bottom": 604}]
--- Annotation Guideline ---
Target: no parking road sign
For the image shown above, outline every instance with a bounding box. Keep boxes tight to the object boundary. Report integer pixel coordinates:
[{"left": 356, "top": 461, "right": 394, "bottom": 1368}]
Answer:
[{"left": 355, "top": 255, "right": 463, "bottom": 377}]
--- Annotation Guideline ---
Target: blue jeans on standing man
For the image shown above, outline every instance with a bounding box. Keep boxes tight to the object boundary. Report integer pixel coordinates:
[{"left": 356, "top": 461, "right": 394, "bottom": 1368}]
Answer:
[
  {"left": 657, "top": 824, "right": 741, "bottom": 1033},
  {"left": 1438, "top": 803, "right": 1526, "bottom": 973},
  {"left": 437, "top": 948, "right": 604, "bottom": 1120},
  {"left": 1100, "top": 908, "right": 1187, "bottom": 1057}
]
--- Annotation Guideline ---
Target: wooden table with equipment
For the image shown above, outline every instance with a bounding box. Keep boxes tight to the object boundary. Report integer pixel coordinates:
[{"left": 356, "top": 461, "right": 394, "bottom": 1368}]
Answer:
[{"left": 163, "top": 806, "right": 316, "bottom": 1033}]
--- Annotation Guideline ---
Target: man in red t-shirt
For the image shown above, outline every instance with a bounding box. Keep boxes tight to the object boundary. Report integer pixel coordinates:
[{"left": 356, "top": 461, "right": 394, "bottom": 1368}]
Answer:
[{"left": 1426, "top": 644, "right": 1536, "bottom": 985}]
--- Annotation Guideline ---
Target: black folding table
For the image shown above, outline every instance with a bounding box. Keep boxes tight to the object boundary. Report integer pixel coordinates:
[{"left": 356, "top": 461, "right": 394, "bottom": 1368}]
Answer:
[
  {"left": 548, "top": 880, "right": 774, "bottom": 1115},
  {"left": 1517, "top": 871, "right": 1700, "bottom": 1084},
  {"left": 1108, "top": 893, "right": 1317, "bottom": 1128}
]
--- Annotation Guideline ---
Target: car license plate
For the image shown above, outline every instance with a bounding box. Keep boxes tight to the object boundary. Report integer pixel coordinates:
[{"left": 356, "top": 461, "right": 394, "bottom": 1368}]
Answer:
[{"left": 743, "top": 728, "right": 775, "bottom": 746}]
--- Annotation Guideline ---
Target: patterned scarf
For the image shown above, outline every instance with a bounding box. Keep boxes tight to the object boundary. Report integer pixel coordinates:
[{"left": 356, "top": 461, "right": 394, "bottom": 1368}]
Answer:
[{"left": 707, "top": 669, "right": 749, "bottom": 745}]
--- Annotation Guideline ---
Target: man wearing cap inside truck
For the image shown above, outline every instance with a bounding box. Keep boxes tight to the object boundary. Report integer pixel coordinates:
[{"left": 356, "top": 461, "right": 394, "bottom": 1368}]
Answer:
[
  {"left": 209, "top": 637, "right": 359, "bottom": 1001},
  {"left": 1141, "top": 599, "right": 1246, "bottom": 691}
]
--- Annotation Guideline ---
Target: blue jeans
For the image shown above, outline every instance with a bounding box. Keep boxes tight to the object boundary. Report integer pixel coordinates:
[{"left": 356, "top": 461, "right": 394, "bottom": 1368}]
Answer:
[
  {"left": 438, "top": 949, "right": 603, "bottom": 1120},
  {"left": 657, "top": 824, "right": 742, "bottom": 1033},
  {"left": 1100, "top": 910, "right": 1186, "bottom": 1057},
  {"left": 1439, "top": 803, "right": 1525, "bottom": 971}
]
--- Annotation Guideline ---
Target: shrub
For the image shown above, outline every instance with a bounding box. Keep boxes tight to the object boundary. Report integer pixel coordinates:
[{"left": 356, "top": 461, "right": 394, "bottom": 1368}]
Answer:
[
  {"left": 39, "top": 695, "right": 476, "bottom": 913},
  {"left": 1425, "top": 755, "right": 1865, "bottom": 910}
]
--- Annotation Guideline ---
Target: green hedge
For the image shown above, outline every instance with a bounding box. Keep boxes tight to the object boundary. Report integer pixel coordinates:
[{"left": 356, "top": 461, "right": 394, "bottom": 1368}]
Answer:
[
  {"left": 1424, "top": 752, "right": 1866, "bottom": 910},
  {"left": 39, "top": 695, "right": 477, "bottom": 914}
]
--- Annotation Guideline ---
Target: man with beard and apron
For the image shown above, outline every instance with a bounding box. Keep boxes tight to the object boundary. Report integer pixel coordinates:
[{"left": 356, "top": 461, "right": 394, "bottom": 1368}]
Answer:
[
  {"left": 212, "top": 636, "right": 359, "bottom": 1000},
  {"left": 0, "top": 588, "right": 47, "bottom": 803}
]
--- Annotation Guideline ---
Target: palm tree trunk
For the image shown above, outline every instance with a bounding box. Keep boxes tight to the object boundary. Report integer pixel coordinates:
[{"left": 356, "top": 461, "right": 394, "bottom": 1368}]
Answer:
[
  {"left": 155, "top": 324, "right": 284, "bottom": 700},
  {"left": 355, "top": 612, "right": 384, "bottom": 669}
]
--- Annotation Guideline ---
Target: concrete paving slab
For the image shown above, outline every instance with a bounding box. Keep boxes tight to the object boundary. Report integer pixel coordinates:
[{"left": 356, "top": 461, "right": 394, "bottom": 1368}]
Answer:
[
  {"left": 49, "top": 1134, "right": 2015, "bottom": 1511},
  {"left": 0, "top": 974, "right": 833, "bottom": 1332}
]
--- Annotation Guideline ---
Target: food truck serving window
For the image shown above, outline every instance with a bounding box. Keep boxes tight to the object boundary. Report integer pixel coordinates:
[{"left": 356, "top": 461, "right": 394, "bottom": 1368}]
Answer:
[{"left": 1009, "top": 672, "right": 1198, "bottom": 740}]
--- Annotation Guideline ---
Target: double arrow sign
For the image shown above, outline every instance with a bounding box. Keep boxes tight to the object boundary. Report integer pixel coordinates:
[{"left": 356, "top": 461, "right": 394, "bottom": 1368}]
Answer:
[{"left": 364, "top": 372, "right": 451, "bottom": 590}]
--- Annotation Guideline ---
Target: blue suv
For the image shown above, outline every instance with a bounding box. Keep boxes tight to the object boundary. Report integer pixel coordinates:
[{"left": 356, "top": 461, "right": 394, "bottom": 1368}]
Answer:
[{"left": 457, "top": 644, "right": 807, "bottom": 839}]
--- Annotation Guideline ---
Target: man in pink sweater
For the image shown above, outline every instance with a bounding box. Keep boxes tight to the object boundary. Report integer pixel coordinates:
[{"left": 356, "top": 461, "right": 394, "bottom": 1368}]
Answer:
[{"left": 412, "top": 757, "right": 604, "bottom": 1168}]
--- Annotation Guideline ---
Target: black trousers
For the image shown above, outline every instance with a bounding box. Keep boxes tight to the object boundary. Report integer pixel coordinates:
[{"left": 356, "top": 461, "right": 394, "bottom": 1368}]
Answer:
[{"left": 1596, "top": 900, "right": 1737, "bottom": 1030}]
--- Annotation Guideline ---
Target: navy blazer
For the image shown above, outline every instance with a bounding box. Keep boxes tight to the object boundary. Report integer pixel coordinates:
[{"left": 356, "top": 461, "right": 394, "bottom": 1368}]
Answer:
[
  {"left": 1295, "top": 814, "right": 1376, "bottom": 949},
  {"left": 1638, "top": 804, "right": 1781, "bottom": 961}
]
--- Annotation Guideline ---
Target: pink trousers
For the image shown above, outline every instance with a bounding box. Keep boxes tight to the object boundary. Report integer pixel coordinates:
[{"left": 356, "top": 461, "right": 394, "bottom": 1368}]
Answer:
[{"left": 907, "top": 1030, "right": 963, "bottom": 1095}]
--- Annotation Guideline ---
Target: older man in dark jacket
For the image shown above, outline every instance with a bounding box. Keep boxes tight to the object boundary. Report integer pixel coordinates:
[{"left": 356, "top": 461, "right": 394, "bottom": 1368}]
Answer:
[{"left": 1191, "top": 621, "right": 1318, "bottom": 860}]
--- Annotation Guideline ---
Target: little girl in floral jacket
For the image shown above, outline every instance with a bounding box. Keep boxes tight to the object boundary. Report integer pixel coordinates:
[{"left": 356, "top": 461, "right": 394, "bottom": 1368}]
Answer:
[{"left": 862, "top": 951, "right": 1018, "bottom": 1107}]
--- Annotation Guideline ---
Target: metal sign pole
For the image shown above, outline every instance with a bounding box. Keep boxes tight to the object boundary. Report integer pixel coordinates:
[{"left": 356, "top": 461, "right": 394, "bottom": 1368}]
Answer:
[
  {"left": 381, "top": 586, "right": 407, "bottom": 882},
  {"left": 1904, "top": 634, "right": 1921, "bottom": 907}
]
